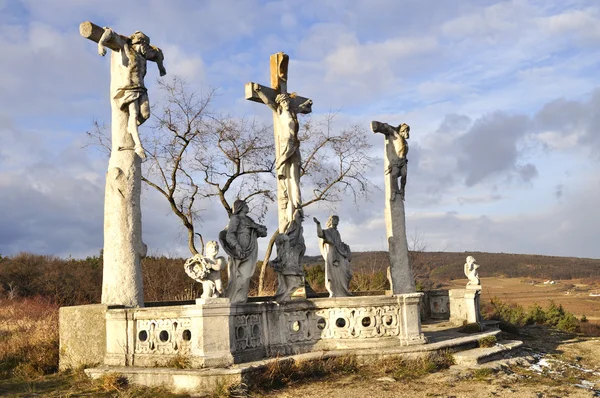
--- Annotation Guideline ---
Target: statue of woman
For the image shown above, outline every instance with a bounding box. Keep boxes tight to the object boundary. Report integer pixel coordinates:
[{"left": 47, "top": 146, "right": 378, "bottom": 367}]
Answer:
[
  {"left": 219, "top": 200, "right": 267, "bottom": 303},
  {"left": 313, "top": 215, "right": 353, "bottom": 297}
]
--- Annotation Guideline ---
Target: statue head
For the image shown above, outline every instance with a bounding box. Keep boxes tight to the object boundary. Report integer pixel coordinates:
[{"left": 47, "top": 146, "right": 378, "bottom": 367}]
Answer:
[
  {"left": 131, "top": 31, "right": 150, "bottom": 54},
  {"left": 398, "top": 123, "right": 410, "bottom": 139},
  {"left": 326, "top": 215, "right": 339, "bottom": 229},
  {"left": 232, "top": 199, "right": 249, "bottom": 215},
  {"left": 205, "top": 240, "right": 219, "bottom": 257},
  {"left": 275, "top": 93, "right": 294, "bottom": 111},
  {"left": 466, "top": 255, "right": 475, "bottom": 265}
]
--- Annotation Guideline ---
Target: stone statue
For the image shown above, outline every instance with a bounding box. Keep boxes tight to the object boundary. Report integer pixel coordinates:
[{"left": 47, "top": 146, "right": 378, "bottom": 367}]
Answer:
[
  {"left": 371, "top": 120, "right": 416, "bottom": 295},
  {"left": 80, "top": 21, "right": 166, "bottom": 307},
  {"left": 271, "top": 209, "right": 306, "bottom": 302},
  {"left": 219, "top": 200, "right": 268, "bottom": 304},
  {"left": 464, "top": 256, "right": 480, "bottom": 287},
  {"left": 97, "top": 28, "right": 166, "bottom": 160},
  {"left": 184, "top": 241, "right": 226, "bottom": 298},
  {"left": 370, "top": 121, "right": 409, "bottom": 201},
  {"left": 314, "top": 215, "right": 353, "bottom": 297},
  {"left": 253, "top": 83, "right": 312, "bottom": 225}
]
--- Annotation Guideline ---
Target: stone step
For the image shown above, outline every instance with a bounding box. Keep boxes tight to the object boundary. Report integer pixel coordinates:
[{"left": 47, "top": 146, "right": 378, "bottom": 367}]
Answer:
[{"left": 452, "top": 340, "right": 523, "bottom": 366}]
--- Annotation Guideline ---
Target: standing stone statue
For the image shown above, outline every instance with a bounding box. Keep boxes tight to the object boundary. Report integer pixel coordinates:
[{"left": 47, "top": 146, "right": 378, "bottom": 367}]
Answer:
[
  {"left": 246, "top": 53, "right": 312, "bottom": 301},
  {"left": 464, "top": 256, "right": 481, "bottom": 287},
  {"left": 80, "top": 21, "right": 166, "bottom": 307},
  {"left": 184, "top": 241, "right": 226, "bottom": 298},
  {"left": 314, "top": 216, "right": 353, "bottom": 297},
  {"left": 219, "top": 200, "right": 268, "bottom": 304},
  {"left": 372, "top": 120, "right": 416, "bottom": 295}
]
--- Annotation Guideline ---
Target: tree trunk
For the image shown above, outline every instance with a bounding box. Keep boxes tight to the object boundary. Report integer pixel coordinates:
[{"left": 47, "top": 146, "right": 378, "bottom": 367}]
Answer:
[{"left": 258, "top": 230, "right": 278, "bottom": 295}]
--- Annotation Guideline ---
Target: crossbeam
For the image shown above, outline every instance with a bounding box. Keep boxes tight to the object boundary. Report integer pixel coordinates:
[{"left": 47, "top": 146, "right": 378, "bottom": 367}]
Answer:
[
  {"left": 79, "top": 21, "right": 126, "bottom": 51},
  {"left": 244, "top": 83, "right": 312, "bottom": 114}
]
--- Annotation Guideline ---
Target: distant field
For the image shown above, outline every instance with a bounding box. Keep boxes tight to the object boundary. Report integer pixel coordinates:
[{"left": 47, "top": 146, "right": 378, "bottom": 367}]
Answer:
[{"left": 444, "top": 277, "right": 600, "bottom": 321}]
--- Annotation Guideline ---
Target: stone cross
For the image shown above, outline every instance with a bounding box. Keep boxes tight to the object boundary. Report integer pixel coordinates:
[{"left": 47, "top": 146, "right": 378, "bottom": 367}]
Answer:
[
  {"left": 245, "top": 53, "right": 312, "bottom": 301},
  {"left": 80, "top": 21, "right": 166, "bottom": 307},
  {"left": 245, "top": 52, "right": 312, "bottom": 233},
  {"left": 371, "top": 121, "right": 416, "bottom": 294}
]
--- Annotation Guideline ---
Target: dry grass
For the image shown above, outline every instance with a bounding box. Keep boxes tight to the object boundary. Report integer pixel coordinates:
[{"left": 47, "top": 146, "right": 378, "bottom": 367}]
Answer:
[
  {"left": 248, "top": 355, "right": 358, "bottom": 392},
  {"left": 371, "top": 351, "right": 455, "bottom": 381},
  {"left": 0, "top": 297, "right": 59, "bottom": 380}
]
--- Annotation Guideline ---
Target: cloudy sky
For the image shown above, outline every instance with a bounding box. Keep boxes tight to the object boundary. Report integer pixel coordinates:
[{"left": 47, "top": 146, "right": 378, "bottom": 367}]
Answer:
[{"left": 1, "top": 0, "right": 599, "bottom": 260}]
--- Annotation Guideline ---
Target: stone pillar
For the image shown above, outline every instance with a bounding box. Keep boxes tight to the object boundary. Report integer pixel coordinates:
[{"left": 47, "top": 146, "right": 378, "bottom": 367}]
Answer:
[
  {"left": 191, "top": 298, "right": 235, "bottom": 368},
  {"left": 449, "top": 287, "right": 482, "bottom": 325}
]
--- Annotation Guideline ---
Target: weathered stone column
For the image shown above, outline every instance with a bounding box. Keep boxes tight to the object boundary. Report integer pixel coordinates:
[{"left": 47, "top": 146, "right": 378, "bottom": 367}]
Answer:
[
  {"left": 371, "top": 121, "right": 416, "bottom": 294},
  {"left": 80, "top": 21, "right": 166, "bottom": 307}
]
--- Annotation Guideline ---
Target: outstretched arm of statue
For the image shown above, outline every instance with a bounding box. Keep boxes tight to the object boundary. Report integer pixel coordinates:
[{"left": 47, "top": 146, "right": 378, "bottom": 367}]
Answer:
[
  {"left": 146, "top": 45, "right": 167, "bottom": 76},
  {"left": 297, "top": 98, "right": 313, "bottom": 114},
  {"left": 371, "top": 121, "right": 397, "bottom": 137},
  {"left": 253, "top": 83, "right": 277, "bottom": 112},
  {"left": 313, "top": 217, "right": 325, "bottom": 239},
  {"left": 97, "top": 27, "right": 117, "bottom": 56}
]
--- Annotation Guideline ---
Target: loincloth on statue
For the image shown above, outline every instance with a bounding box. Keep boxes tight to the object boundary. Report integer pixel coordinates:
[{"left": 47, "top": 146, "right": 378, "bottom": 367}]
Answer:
[
  {"left": 113, "top": 86, "right": 149, "bottom": 125},
  {"left": 385, "top": 157, "right": 407, "bottom": 175}
]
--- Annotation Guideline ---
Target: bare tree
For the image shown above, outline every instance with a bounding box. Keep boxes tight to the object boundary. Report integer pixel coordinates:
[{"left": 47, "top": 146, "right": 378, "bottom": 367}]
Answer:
[
  {"left": 257, "top": 113, "right": 375, "bottom": 294},
  {"left": 88, "top": 77, "right": 375, "bottom": 297},
  {"left": 87, "top": 76, "right": 275, "bottom": 255}
]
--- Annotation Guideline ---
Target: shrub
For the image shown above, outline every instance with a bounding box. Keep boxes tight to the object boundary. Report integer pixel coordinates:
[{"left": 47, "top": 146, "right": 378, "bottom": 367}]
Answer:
[{"left": 478, "top": 335, "right": 497, "bottom": 348}]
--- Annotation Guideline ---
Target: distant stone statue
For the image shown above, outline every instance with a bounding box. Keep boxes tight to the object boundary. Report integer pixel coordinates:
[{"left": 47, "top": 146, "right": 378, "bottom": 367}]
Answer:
[
  {"left": 253, "top": 83, "right": 312, "bottom": 224},
  {"left": 370, "top": 121, "right": 410, "bottom": 201},
  {"left": 464, "top": 256, "right": 480, "bottom": 287},
  {"left": 184, "top": 241, "right": 226, "bottom": 298},
  {"left": 219, "top": 200, "right": 268, "bottom": 303},
  {"left": 314, "top": 215, "right": 353, "bottom": 297}
]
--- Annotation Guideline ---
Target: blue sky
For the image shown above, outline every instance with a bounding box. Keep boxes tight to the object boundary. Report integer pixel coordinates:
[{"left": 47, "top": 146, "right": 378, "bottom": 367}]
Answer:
[{"left": 0, "top": 0, "right": 599, "bottom": 259}]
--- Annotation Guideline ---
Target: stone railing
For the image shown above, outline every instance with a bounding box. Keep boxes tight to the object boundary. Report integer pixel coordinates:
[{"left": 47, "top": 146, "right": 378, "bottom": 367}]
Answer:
[{"left": 100, "top": 293, "right": 425, "bottom": 368}]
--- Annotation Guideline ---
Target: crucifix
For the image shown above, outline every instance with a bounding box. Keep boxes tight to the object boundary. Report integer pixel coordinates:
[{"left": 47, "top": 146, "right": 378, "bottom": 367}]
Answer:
[
  {"left": 371, "top": 120, "right": 416, "bottom": 295},
  {"left": 245, "top": 53, "right": 312, "bottom": 301},
  {"left": 80, "top": 21, "right": 166, "bottom": 307}
]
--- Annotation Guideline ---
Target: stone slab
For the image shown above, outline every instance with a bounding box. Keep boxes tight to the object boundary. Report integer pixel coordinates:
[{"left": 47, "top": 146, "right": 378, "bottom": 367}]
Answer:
[
  {"left": 59, "top": 304, "right": 108, "bottom": 371},
  {"left": 453, "top": 340, "right": 523, "bottom": 366}
]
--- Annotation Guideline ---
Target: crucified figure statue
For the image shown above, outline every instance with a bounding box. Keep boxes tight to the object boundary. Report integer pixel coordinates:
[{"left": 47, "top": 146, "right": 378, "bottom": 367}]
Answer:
[
  {"left": 371, "top": 121, "right": 410, "bottom": 201},
  {"left": 97, "top": 28, "right": 166, "bottom": 160}
]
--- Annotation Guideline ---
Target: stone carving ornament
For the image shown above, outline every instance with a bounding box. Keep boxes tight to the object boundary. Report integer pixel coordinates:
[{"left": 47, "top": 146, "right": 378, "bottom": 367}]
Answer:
[
  {"left": 314, "top": 215, "right": 353, "bottom": 297},
  {"left": 219, "top": 200, "right": 267, "bottom": 303},
  {"left": 184, "top": 241, "right": 226, "bottom": 298}
]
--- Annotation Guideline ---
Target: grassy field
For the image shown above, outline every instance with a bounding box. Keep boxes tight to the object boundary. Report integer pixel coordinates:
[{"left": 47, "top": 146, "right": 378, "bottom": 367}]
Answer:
[{"left": 445, "top": 277, "right": 600, "bottom": 321}]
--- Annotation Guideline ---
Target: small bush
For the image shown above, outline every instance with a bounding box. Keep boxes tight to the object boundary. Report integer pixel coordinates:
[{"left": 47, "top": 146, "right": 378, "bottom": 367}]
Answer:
[
  {"left": 472, "top": 367, "right": 495, "bottom": 380},
  {"left": 378, "top": 351, "right": 454, "bottom": 381},
  {"left": 458, "top": 323, "right": 482, "bottom": 334},
  {"left": 98, "top": 372, "right": 129, "bottom": 392},
  {"left": 478, "top": 336, "right": 497, "bottom": 348}
]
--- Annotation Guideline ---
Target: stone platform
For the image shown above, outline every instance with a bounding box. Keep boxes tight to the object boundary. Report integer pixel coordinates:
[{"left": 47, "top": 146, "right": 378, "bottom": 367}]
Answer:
[
  {"left": 61, "top": 293, "right": 425, "bottom": 371},
  {"left": 84, "top": 323, "right": 502, "bottom": 394}
]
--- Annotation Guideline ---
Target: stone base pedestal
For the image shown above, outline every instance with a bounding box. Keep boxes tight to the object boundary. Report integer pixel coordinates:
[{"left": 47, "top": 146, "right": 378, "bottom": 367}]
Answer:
[
  {"left": 449, "top": 287, "right": 482, "bottom": 325},
  {"left": 59, "top": 304, "right": 108, "bottom": 370}
]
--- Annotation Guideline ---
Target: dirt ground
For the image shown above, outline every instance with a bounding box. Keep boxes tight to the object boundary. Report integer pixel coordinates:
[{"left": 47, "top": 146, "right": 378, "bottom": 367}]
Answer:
[
  {"left": 256, "top": 326, "right": 600, "bottom": 398},
  {"left": 445, "top": 277, "right": 600, "bottom": 321}
]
